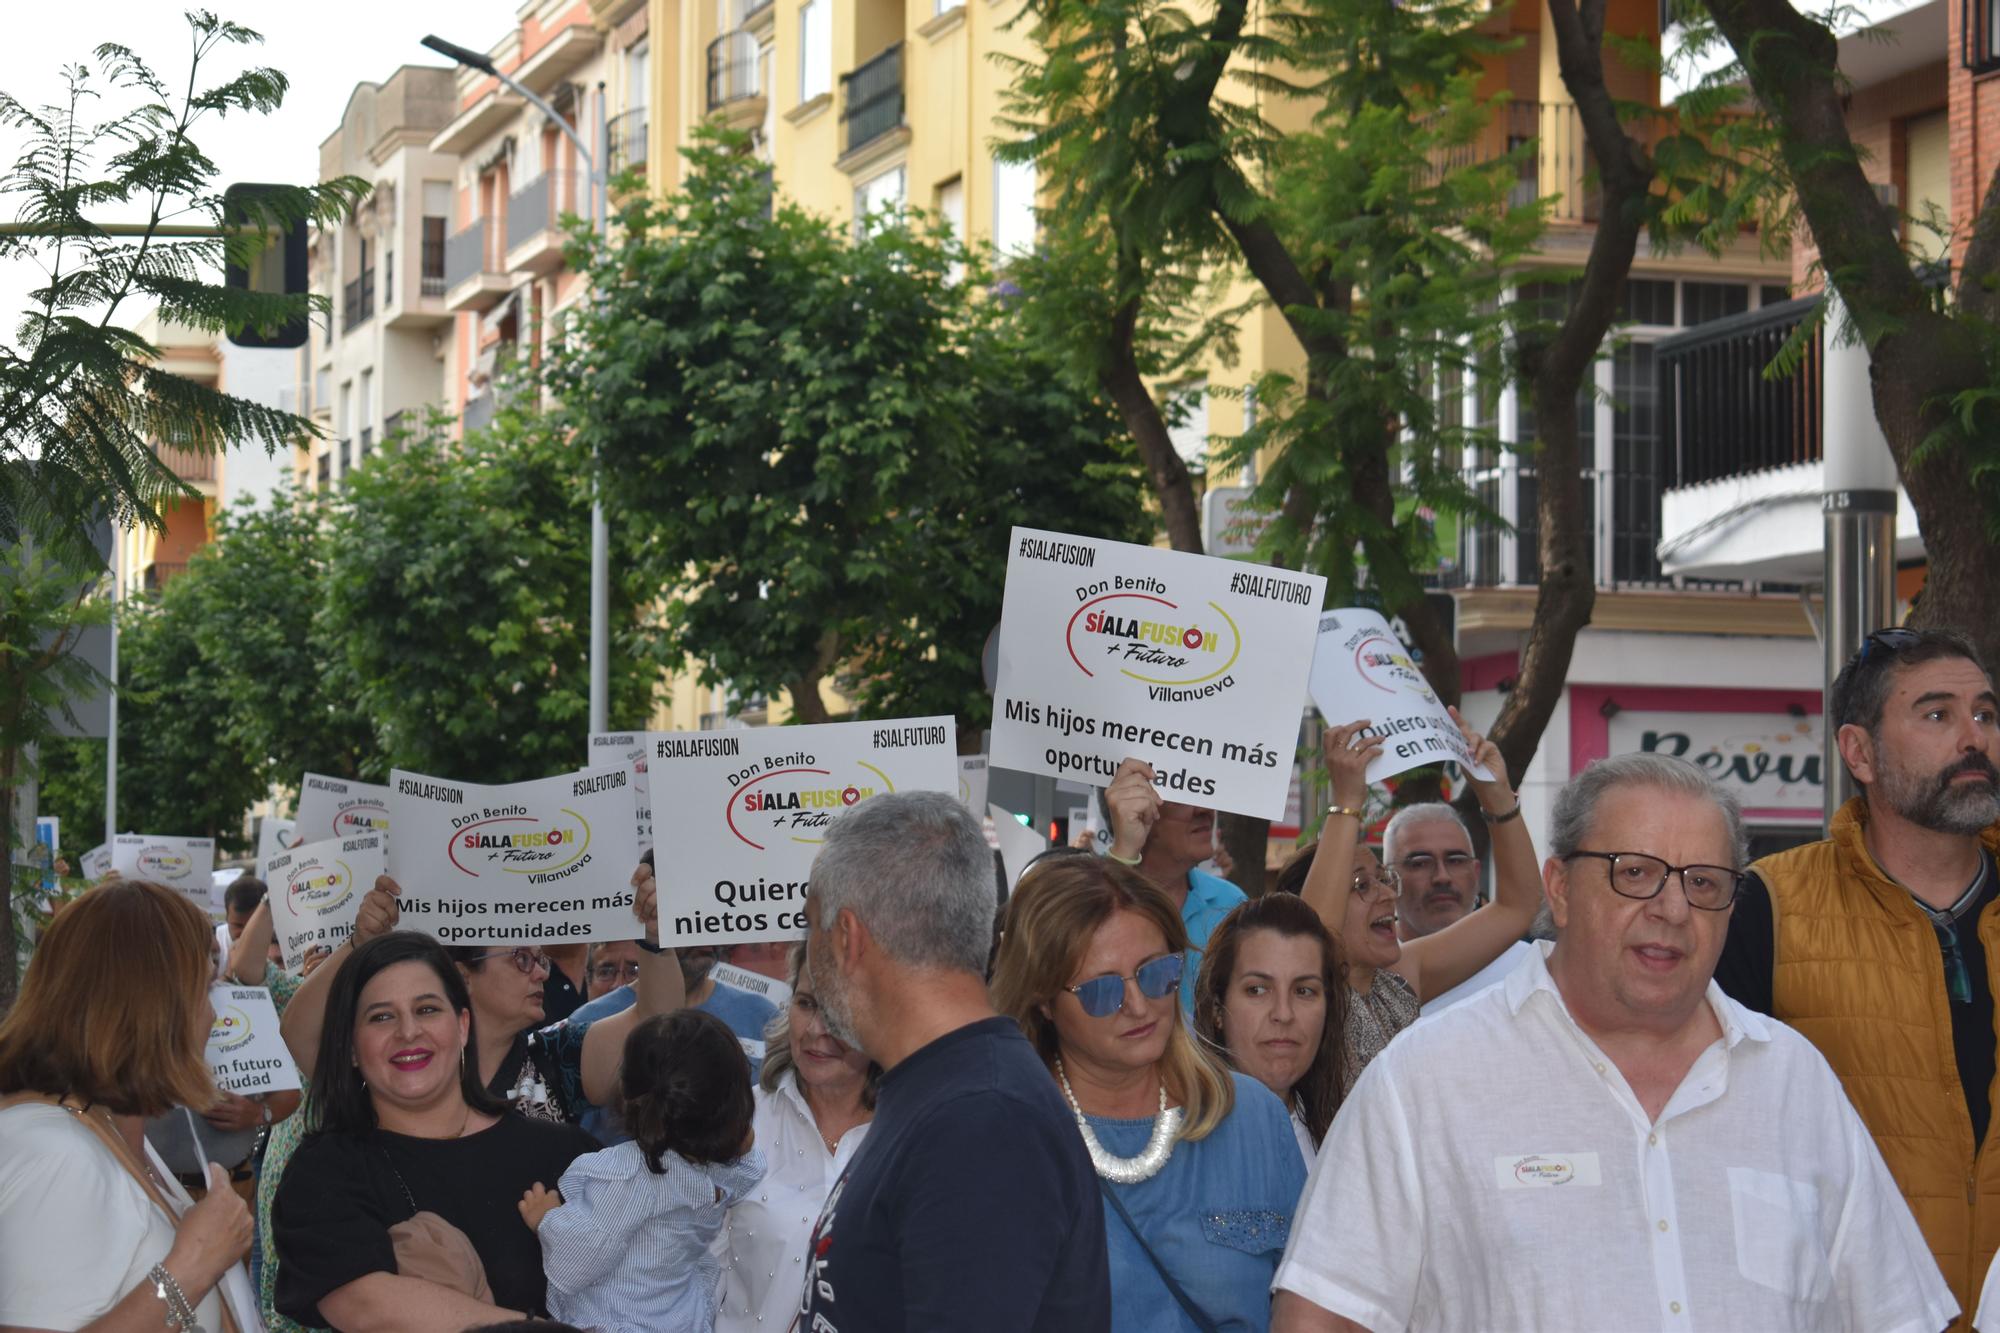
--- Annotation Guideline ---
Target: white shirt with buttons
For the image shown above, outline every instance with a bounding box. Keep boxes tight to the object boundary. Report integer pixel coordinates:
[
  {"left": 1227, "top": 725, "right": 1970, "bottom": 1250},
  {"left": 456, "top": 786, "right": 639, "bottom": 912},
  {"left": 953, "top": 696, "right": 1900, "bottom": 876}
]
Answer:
[
  {"left": 1274, "top": 941, "right": 1956, "bottom": 1333},
  {"left": 715, "top": 1071, "right": 870, "bottom": 1332}
]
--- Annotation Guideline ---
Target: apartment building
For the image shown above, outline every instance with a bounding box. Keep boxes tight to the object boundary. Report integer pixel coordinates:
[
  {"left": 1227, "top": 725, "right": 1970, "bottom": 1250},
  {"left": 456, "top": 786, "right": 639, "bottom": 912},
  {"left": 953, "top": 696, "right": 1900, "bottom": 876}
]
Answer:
[
  {"left": 295, "top": 66, "right": 461, "bottom": 494},
  {"left": 433, "top": 1, "right": 613, "bottom": 436},
  {"left": 117, "top": 313, "right": 298, "bottom": 593}
]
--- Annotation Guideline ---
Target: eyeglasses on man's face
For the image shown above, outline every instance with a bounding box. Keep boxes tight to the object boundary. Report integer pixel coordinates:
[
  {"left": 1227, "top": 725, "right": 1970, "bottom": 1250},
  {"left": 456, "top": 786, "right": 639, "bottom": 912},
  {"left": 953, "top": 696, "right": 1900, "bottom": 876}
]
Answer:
[
  {"left": 590, "top": 959, "right": 641, "bottom": 986},
  {"left": 1065, "top": 953, "right": 1185, "bottom": 1019},
  {"left": 1562, "top": 851, "right": 1745, "bottom": 911},
  {"left": 469, "top": 947, "right": 553, "bottom": 976},
  {"left": 1395, "top": 851, "right": 1476, "bottom": 879}
]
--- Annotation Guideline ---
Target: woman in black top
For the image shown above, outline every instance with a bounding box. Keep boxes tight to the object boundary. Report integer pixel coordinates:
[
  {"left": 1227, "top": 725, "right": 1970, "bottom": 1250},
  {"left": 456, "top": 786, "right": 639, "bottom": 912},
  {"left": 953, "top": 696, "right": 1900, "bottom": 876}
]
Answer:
[{"left": 273, "top": 932, "right": 595, "bottom": 1329}]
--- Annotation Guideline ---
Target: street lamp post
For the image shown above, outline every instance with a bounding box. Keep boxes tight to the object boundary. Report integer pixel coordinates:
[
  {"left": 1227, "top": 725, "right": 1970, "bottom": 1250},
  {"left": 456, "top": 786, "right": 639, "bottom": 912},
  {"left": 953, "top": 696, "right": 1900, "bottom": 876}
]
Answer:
[{"left": 423, "top": 35, "right": 612, "bottom": 738}]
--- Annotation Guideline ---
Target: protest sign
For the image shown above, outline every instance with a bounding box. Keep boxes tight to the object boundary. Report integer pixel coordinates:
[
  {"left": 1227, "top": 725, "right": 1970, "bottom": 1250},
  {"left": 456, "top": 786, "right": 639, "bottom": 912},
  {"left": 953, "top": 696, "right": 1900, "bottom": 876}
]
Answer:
[
  {"left": 647, "top": 718, "right": 957, "bottom": 947},
  {"left": 711, "top": 960, "right": 794, "bottom": 1007},
  {"left": 264, "top": 833, "right": 384, "bottom": 970},
  {"left": 989, "top": 804, "right": 1051, "bottom": 895},
  {"left": 256, "top": 816, "right": 300, "bottom": 871},
  {"left": 210, "top": 867, "right": 242, "bottom": 917},
  {"left": 297, "top": 773, "right": 392, "bottom": 843},
  {"left": 1306, "top": 608, "right": 1494, "bottom": 784},
  {"left": 957, "top": 755, "right": 989, "bottom": 817},
  {"left": 990, "top": 527, "right": 1326, "bottom": 821},
  {"left": 589, "top": 732, "right": 653, "bottom": 855},
  {"left": 80, "top": 842, "right": 112, "bottom": 882},
  {"left": 111, "top": 834, "right": 215, "bottom": 908},
  {"left": 205, "top": 985, "right": 301, "bottom": 1094},
  {"left": 387, "top": 766, "right": 643, "bottom": 946}
]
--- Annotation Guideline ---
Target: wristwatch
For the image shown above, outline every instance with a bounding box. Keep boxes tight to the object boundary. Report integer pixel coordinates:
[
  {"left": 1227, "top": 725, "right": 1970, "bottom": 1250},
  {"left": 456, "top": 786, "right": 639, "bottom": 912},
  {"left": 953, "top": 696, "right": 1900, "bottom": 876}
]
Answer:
[{"left": 260, "top": 1098, "right": 273, "bottom": 1127}]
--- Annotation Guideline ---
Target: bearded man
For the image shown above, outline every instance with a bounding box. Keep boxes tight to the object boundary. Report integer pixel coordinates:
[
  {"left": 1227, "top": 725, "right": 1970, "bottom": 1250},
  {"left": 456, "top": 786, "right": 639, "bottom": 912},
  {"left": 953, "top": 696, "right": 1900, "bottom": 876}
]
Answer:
[{"left": 1715, "top": 627, "right": 2000, "bottom": 1327}]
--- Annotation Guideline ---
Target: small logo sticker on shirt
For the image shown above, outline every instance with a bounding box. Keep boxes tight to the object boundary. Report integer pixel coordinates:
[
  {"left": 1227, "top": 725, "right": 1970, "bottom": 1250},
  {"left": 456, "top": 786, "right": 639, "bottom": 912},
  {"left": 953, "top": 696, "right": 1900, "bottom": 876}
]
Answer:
[{"left": 1495, "top": 1152, "right": 1602, "bottom": 1189}]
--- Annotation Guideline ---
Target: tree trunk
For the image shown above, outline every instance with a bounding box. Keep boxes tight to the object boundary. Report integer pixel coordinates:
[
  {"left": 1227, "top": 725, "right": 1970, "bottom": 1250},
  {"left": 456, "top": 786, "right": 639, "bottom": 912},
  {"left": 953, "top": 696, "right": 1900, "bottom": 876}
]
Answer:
[
  {"left": 786, "top": 677, "right": 831, "bottom": 726},
  {"left": 1100, "top": 293, "right": 1205, "bottom": 556},
  {"left": 1701, "top": 0, "right": 2000, "bottom": 672}
]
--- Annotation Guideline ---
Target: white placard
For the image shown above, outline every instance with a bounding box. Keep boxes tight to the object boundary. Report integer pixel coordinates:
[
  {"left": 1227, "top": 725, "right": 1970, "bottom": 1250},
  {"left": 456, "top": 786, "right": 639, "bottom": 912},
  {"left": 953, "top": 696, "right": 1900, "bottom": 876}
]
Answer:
[
  {"left": 647, "top": 718, "right": 958, "bottom": 947},
  {"left": 264, "top": 833, "right": 385, "bottom": 970},
  {"left": 990, "top": 803, "right": 1051, "bottom": 895},
  {"left": 81, "top": 842, "right": 113, "bottom": 882},
  {"left": 205, "top": 984, "right": 301, "bottom": 1094},
  {"left": 590, "top": 732, "right": 653, "bottom": 854},
  {"left": 256, "top": 817, "right": 300, "bottom": 871},
  {"left": 210, "top": 867, "right": 243, "bottom": 917},
  {"left": 990, "top": 527, "right": 1326, "bottom": 820},
  {"left": 957, "top": 755, "right": 989, "bottom": 816},
  {"left": 111, "top": 834, "right": 215, "bottom": 907},
  {"left": 710, "top": 960, "right": 794, "bottom": 1007},
  {"left": 1307, "top": 608, "right": 1494, "bottom": 784},
  {"left": 386, "top": 767, "right": 643, "bottom": 945},
  {"left": 297, "top": 773, "right": 392, "bottom": 843}
]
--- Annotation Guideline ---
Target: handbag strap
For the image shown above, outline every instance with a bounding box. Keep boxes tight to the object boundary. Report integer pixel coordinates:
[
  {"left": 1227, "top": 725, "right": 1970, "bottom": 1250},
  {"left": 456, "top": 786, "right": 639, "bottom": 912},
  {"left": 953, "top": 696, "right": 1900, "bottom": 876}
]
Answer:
[
  {"left": 1098, "top": 1178, "right": 1223, "bottom": 1333},
  {"left": 0, "top": 1092, "right": 244, "bottom": 1333}
]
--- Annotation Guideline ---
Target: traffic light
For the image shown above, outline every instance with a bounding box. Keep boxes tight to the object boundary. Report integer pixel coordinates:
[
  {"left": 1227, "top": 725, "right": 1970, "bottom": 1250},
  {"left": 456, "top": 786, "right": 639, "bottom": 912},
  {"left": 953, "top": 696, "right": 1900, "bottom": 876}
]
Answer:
[{"left": 223, "top": 182, "right": 309, "bottom": 350}]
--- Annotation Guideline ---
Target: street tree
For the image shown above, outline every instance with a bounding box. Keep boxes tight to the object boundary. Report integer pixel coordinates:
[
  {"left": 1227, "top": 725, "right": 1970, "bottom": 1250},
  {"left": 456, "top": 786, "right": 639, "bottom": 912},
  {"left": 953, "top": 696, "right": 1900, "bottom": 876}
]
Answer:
[
  {"left": 321, "top": 406, "right": 655, "bottom": 784},
  {"left": 1690, "top": 0, "right": 2000, "bottom": 666},
  {"left": 549, "top": 132, "right": 1154, "bottom": 735},
  {"left": 0, "top": 12, "right": 361, "bottom": 564},
  {"left": 0, "top": 545, "right": 108, "bottom": 1009}
]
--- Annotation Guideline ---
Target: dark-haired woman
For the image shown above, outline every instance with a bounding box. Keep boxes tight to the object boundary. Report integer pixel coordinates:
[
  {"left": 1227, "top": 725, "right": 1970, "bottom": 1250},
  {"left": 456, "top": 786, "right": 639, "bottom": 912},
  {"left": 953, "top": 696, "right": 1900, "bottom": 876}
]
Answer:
[
  {"left": 279, "top": 866, "right": 684, "bottom": 1126},
  {"left": 526, "top": 1009, "right": 763, "bottom": 1333},
  {"left": 717, "top": 945, "right": 877, "bottom": 1333},
  {"left": 1192, "top": 894, "right": 1348, "bottom": 1162},
  {"left": 271, "top": 932, "right": 597, "bottom": 1329}
]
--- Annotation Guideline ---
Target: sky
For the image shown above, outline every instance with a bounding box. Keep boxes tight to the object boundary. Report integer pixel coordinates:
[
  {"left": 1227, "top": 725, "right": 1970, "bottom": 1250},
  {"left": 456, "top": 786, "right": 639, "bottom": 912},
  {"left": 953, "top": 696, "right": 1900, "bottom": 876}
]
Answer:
[{"left": 0, "top": 0, "right": 504, "bottom": 340}]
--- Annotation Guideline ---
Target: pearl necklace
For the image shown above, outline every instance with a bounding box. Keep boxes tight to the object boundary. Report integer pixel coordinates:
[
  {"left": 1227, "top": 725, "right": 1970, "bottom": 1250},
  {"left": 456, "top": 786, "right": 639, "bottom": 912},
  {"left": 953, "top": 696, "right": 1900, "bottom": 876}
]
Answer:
[{"left": 1055, "top": 1058, "right": 1182, "bottom": 1185}]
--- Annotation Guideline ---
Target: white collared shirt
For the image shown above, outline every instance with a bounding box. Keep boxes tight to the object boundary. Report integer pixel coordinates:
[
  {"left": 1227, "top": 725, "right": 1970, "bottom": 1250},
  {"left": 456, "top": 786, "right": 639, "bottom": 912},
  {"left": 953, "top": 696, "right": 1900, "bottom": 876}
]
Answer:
[
  {"left": 1274, "top": 941, "right": 1956, "bottom": 1333},
  {"left": 715, "top": 1073, "right": 870, "bottom": 1332}
]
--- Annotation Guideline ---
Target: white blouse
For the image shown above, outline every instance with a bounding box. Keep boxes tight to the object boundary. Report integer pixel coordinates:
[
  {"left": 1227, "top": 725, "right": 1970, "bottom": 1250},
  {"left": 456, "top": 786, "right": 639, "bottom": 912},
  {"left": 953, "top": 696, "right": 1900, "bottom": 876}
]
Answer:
[
  {"left": 0, "top": 1102, "right": 263, "bottom": 1332},
  {"left": 715, "top": 1074, "right": 871, "bottom": 1332}
]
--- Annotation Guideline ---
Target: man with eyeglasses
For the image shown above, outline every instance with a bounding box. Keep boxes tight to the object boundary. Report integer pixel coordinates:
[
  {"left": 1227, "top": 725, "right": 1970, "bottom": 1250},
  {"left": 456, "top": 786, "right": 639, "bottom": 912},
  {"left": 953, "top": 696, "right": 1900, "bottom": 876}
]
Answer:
[
  {"left": 1382, "top": 803, "right": 1538, "bottom": 1014},
  {"left": 1713, "top": 627, "right": 2000, "bottom": 1323},
  {"left": 1273, "top": 752, "right": 1951, "bottom": 1332}
]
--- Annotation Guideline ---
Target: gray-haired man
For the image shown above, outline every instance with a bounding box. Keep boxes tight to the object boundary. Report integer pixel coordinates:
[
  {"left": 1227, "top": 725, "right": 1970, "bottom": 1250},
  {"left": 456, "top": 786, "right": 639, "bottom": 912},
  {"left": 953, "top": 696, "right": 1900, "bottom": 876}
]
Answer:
[
  {"left": 799, "top": 791, "right": 1109, "bottom": 1333},
  {"left": 1273, "top": 753, "right": 1952, "bottom": 1333},
  {"left": 1385, "top": 802, "right": 1535, "bottom": 1013}
]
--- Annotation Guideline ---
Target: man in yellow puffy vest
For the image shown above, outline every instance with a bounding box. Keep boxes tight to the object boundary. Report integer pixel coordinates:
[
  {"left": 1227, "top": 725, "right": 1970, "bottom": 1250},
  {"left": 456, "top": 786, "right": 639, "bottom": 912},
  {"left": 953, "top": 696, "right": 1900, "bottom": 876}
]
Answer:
[{"left": 1715, "top": 628, "right": 2000, "bottom": 1324}]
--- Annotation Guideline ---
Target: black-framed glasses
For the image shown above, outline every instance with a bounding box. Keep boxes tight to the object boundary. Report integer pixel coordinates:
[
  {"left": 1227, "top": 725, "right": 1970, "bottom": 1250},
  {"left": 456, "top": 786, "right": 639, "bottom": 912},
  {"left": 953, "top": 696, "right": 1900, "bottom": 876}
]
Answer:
[
  {"left": 1395, "top": 851, "right": 1477, "bottom": 878},
  {"left": 1066, "top": 953, "right": 1185, "bottom": 1018},
  {"left": 469, "top": 947, "right": 552, "bottom": 976},
  {"left": 590, "top": 960, "right": 641, "bottom": 986},
  {"left": 1352, "top": 866, "right": 1403, "bottom": 900},
  {"left": 1857, "top": 627, "right": 1923, "bottom": 664},
  {"left": 1563, "top": 851, "right": 1745, "bottom": 911}
]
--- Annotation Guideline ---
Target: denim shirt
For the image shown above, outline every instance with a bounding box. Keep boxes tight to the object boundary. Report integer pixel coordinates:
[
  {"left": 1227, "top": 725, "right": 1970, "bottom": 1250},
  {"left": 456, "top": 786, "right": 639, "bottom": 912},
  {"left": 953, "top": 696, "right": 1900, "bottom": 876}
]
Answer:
[{"left": 1092, "top": 1072, "right": 1307, "bottom": 1332}]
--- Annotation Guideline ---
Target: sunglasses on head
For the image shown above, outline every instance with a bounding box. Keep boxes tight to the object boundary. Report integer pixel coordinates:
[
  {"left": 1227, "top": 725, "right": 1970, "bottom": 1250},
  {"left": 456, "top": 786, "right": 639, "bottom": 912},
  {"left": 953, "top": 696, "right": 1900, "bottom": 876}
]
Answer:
[
  {"left": 1856, "top": 627, "right": 1923, "bottom": 665},
  {"left": 1065, "top": 953, "right": 1185, "bottom": 1018}
]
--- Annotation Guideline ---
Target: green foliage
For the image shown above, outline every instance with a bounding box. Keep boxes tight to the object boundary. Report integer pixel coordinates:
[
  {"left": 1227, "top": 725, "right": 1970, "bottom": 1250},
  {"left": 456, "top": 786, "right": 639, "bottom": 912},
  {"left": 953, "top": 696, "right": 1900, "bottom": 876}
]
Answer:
[
  {"left": 185, "top": 485, "right": 371, "bottom": 786},
  {"left": 320, "top": 406, "right": 655, "bottom": 782},
  {"left": 0, "top": 12, "right": 364, "bottom": 564},
  {"left": 547, "top": 130, "right": 1153, "bottom": 724},
  {"left": 113, "top": 575, "right": 269, "bottom": 851}
]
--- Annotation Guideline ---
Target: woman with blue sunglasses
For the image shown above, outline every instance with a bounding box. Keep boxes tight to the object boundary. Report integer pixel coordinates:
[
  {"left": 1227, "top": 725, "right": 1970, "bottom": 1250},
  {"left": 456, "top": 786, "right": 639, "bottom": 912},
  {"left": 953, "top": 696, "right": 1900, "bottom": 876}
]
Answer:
[{"left": 994, "top": 858, "right": 1306, "bottom": 1333}]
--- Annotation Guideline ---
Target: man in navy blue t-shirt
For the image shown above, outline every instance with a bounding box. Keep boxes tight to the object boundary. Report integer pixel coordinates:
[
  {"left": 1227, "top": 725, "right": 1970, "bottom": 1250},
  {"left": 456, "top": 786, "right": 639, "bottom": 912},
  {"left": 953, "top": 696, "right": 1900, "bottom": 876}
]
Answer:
[{"left": 799, "top": 791, "right": 1109, "bottom": 1333}]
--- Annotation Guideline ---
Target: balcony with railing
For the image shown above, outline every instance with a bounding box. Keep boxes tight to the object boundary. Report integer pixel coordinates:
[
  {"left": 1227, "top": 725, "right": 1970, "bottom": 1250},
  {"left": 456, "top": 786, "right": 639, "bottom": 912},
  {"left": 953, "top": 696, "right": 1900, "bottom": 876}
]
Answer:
[
  {"left": 388, "top": 222, "right": 451, "bottom": 329},
  {"left": 840, "top": 44, "right": 905, "bottom": 163},
  {"left": 1652, "top": 294, "right": 1837, "bottom": 583},
  {"left": 708, "top": 32, "right": 764, "bottom": 128},
  {"left": 152, "top": 442, "right": 217, "bottom": 486},
  {"left": 443, "top": 217, "right": 510, "bottom": 312},
  {"left": 609, "top": 107, "right": 649, "bottom": 176},
  {"left": 1422, "top": 101, "right": 1661, "bottom": 226},
  {"left": 340, "top": 267, "right": 375, "bottom": 331},
  {"left": 505, "top": 171, "right": 581, "bottom": 275}
]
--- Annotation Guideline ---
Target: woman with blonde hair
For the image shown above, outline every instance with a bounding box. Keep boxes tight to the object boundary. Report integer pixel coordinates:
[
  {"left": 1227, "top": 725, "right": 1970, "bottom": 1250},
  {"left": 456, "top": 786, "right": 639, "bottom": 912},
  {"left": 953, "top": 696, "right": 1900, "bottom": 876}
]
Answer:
[
  {"left": 993, "top": 857, "right": 1305, "bottom": 1333},
  {"left": 0, "top": 879, "right": 261, "bottom": 1332}
]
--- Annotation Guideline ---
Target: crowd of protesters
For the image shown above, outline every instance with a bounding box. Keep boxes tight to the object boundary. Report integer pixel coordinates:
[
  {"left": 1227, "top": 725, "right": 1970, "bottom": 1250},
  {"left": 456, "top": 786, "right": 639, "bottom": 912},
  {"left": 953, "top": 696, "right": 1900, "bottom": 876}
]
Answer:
[{"left": 0, "top": 627, "right": 1996, "bottom": 1331}]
